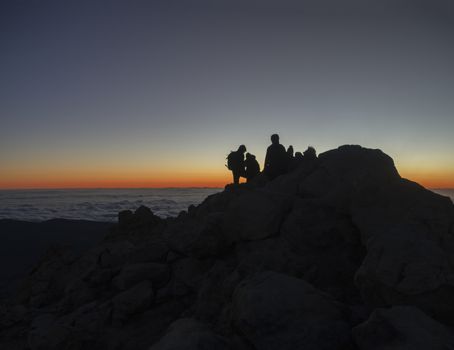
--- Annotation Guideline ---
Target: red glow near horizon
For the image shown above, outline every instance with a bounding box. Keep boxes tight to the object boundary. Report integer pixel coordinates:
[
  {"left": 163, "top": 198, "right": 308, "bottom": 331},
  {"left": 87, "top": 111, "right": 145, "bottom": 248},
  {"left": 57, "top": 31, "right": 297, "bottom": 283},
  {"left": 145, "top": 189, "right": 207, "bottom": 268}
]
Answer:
[{"left": 0, "top": 171, "right": 451, "bottom": 190}]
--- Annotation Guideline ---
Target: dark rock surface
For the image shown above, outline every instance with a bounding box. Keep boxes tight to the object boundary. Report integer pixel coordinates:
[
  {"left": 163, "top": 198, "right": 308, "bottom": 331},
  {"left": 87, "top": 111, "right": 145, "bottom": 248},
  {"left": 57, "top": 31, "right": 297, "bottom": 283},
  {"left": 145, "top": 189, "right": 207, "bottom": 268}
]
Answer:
[
  {"left": 0, "top": 219, "right": 111, "bottom": 297},
  {"left": 1, "top": 145, "right": 454, "bottom": 349},
  {"left": 353, "top": 306, "right": 454, "bottom": 350}
]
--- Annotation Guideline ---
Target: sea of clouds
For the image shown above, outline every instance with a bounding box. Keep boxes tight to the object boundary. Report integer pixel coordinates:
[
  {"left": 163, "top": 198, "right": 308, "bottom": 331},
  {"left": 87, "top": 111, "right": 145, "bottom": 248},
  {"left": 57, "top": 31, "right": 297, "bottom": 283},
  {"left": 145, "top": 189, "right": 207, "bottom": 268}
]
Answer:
[
  {"left": 0, "top": 188, "right": 222, "bottom": 222},
  {"left": 0, "top": 188, "right": 451, "bottom": 223}
]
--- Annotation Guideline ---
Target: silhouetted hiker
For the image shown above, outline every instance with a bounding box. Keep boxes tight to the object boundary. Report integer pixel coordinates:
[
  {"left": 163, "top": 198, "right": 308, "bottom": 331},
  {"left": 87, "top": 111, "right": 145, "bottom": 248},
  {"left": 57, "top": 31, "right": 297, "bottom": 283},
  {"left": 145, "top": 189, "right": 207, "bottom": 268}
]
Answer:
[
  {"left": 245, "top": 152, "right": 260, "bottom": 182},
  {"left": 264, "top": 134, "right": 287, "bottom": 180},
  {"left": 227, "top": 145, "right": 247, "bottom": 184},
  {"left": 303, "top": 146, "right": 317, "bottom": 161},
  {"left": 287, "top": 145, "right": 294, "bottom": 158},
  {"left": 287, "top": 145, "right": 296, "bottom": 171}
]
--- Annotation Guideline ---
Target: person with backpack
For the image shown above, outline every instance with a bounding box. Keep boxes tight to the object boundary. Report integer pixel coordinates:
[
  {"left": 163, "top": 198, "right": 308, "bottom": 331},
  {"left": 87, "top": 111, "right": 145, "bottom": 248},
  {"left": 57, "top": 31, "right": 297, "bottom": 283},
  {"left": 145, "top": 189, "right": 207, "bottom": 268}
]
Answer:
[
  {"left": 226, "top": 145, "right": 247, "bottom": 184},
  {"left": 244, "top": 152, "right": 260, "bottom": 182}
]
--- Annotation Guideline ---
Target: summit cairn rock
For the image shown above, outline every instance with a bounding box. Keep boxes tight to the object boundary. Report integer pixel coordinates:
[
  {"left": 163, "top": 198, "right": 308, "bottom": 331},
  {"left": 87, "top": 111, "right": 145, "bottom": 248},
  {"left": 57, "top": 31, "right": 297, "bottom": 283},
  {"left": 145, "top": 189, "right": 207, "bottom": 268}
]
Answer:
[{"left": 2, "top": 144, "right": 454, "bottom": 350}]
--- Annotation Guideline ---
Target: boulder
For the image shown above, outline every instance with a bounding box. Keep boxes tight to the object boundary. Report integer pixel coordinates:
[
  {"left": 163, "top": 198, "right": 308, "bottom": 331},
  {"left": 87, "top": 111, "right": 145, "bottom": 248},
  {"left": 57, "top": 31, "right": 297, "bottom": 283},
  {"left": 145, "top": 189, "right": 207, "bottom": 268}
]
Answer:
[
  {"left": 70, "top": 301, "right": 111, "bottom": 332},
  {"left": 128, "top": 240, "right": 169, "bottom": 263},
  {"left": 0, "top": 304, "right": 27, "bottom": 328},
  {"left": 353, "top": 306, "right": 454, "bottom": 350},
  {"left": 62, "top": 278, "right": 94, "bottom": 309},
  {"left": 234, "top": 237, "right": 303, "bottom": 279},
  {"left": 112, "top": 263, "right": 170, "bottom": 290},
  {"left": 24, "top": 246, "right": 75, "bottom": 307},
  {"left": 171, "top": 257, "right": 211, "bottom": 291},
  {"left": 231, "top": 271, "right": 352, "bottom": 350},
  {"left": 119, "top": 206, "right": 161, "bottom": 231},
  {"left": 149, "top": 318, "right": 231, "bottom": 350},
  {"left": 112, "top": 280, "right": 154, "bottom": 324},
  {"left": 222, "top": 191, "right": 291, "bottom": 241},
  {"left": 98, "top": 240, "right": 136, "bottom": 268},
  {"left": 351, "top": 180, "right": 454, "bottom": 321},
  {"left": 165, "top": 213, "right": 230, "bottom": 258},
  {"left": 28, "top": 314, "right": 70, "bottom": 350},
  {"left": 118, "top": 210, "right": 134, "bottom": 230},
  {"left": 298, "top": 145, "right": 400, "bottom": 202},
  {"left": 280, "top": 199, "right": 365, "bottom": 301}
]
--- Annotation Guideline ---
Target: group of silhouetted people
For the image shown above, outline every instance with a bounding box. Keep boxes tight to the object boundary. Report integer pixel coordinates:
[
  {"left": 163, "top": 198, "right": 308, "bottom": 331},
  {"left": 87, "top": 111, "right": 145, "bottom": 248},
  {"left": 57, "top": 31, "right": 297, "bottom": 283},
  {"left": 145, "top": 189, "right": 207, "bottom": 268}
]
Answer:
[{"left": 226, "top": 134, "right": 317, "bottom": 185}]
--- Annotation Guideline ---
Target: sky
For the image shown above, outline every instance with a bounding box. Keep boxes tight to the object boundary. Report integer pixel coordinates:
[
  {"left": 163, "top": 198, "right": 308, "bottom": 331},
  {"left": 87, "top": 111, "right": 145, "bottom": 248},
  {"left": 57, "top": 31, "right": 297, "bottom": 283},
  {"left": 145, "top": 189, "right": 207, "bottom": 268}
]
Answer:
[{"left": 1, "top": 0, "right": 453, "bottom": 189}]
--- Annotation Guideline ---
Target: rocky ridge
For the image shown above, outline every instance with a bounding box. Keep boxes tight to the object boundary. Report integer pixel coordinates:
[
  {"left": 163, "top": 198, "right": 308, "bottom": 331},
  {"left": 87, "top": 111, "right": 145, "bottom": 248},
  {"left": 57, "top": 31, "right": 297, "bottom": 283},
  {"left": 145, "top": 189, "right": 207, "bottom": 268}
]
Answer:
[{"left": 1, "top": 145, "right": 454, "bottom": 349}]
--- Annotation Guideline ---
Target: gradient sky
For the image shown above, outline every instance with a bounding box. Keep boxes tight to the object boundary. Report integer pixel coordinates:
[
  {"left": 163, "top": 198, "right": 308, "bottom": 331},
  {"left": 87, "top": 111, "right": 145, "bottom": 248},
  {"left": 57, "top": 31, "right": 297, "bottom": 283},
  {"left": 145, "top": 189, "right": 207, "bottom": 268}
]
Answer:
[{"left": 1, "top": 0, "right": 453, "bottom": 189}]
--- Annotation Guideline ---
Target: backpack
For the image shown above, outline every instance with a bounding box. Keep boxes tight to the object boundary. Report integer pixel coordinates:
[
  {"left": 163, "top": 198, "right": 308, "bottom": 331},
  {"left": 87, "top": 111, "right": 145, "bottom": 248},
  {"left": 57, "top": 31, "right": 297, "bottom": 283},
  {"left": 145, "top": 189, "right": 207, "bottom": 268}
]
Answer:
[{"left": 226, "top": 151, "right": 236, "bottom": 170}]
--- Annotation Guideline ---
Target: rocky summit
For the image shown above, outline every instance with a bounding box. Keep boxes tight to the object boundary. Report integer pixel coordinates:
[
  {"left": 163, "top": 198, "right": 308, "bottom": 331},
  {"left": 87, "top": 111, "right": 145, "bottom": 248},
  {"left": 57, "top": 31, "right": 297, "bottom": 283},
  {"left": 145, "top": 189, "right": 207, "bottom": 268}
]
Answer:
[{"left": 1, "top": 145, "right": 454, "bottom": 350}]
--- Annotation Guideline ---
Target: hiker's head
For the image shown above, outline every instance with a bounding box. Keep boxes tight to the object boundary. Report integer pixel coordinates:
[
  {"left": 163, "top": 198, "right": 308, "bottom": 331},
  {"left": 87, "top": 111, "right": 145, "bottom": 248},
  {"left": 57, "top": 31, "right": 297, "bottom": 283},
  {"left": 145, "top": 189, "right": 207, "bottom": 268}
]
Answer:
[
  {"left": 271, "top": 134, "right": 279, "bottom": 144},
  {"left": 246, "top": 152, "right": 255, "bottom": 160},
  {"left": 238, "top": 145, "right": 247, "bottom": 153},
  {"left": 287, "top": 145, "right": 294, "bottom": 156}
]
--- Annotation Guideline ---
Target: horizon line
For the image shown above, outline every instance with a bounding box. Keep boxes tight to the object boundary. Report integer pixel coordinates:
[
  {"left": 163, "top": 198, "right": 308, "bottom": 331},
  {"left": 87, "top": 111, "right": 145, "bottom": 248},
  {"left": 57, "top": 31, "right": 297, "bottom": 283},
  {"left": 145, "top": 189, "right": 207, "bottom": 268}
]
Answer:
[
  {"left": 0, "top": 186, "right": 225, "bottom": 191},
  {"left": 0, "top": 186, "right": 453, "bottom": 191}
]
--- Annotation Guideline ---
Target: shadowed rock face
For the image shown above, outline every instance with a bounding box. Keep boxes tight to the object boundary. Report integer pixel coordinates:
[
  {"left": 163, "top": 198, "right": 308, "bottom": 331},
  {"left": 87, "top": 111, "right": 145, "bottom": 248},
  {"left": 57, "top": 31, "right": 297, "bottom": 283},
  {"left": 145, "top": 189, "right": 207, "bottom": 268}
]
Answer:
[
  {"left": 231, "top": 271, "right": 352, "bottom": 350},
  {"left": 1, "top": 145, "right": 454, "bottom": 350},
  {"left": 353, "top": 306, "right": 454, "bottom": 350}
]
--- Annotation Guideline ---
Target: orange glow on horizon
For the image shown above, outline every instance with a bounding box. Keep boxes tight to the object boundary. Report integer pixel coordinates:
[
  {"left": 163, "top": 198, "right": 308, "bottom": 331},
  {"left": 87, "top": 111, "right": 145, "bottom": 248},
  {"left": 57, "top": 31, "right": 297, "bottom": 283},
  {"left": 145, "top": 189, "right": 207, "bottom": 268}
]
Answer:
[
  {"left": 0, "top": 172, "right": 231, "bottom": 190},
  {"left": 0, "top": 173, "right": 452, "bottom": 190},
  {"left": 1, "top": 162, "right": 452, "bottom": 190},
  {"left": 399, "top": 171, "right": 454, "bottom": 190}
]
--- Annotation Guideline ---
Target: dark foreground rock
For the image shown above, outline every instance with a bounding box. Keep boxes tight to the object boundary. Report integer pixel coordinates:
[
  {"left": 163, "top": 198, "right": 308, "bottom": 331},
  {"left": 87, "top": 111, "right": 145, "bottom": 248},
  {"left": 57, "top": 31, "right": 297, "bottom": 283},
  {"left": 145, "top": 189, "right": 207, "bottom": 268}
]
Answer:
[
  {"left": 0, "top": 219, "right": 111, "bottom": 297},
  {"left": 353, "top": 306, "right": 454, "bottom": 350},
  {"left": 1, "top": 145, "right": 454, "bottom": 349}
]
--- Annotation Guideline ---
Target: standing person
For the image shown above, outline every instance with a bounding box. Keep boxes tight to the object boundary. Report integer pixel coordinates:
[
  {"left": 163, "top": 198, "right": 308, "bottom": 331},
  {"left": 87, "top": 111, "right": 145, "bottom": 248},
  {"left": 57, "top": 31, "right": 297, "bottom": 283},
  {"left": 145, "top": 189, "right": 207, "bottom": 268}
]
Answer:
[
  {"left": 264, "top": 134, "right": 287, "bottom": 180},
  {"left": 244, "top": 152, "right": 260, "bottom": 182},
  {"left": 226, "top": 145, "right": 247, "bottom": 185},
  {"left": 286, "top": 145, "right": 295, "bottom": 171}
]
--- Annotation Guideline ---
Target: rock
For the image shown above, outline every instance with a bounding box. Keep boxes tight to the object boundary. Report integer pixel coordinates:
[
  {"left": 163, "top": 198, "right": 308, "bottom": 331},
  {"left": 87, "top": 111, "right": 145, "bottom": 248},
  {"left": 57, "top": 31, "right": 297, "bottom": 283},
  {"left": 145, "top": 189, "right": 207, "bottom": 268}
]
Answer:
[
  {"left": 234, "top": 237, "right": 302, "bottom": 279},
  {"left": 119, "top": 206, "right": 161, "bottom": 232},
  {"left": 62, "top": 278, "right": 94, "bottom": 309},
  {"left": 0, "top": 304, "right": 27, "bottom": 328},
  {"left": 98, "top": 241, "right": 136, "bottom": 268},
  {"left": 231, "top": 271, "right": 352, "bottom": 350},
  {"left": 298, "top": 145, "right": 400, "bottom": 202},
  {"left": 112, "top": 263, "right": 170, "bottom": 290},
  {"left": 135, "top": 206, "right": 162, "bottom": 228},
  {"left": 171, "top": 257, "right": 211, "bottom": 290},
  {"left": 353, "top": 306, "right": 454, "bottom": 350},
  {"left": 265, "top": 161, "right": 317, "bottom": 195},
  {"left": 28, "top": 314, "right": 70, "bottom": 350},
  {"left": 128, "top": 240, "right": 169, "bottom": 263},
  {"left": 222, "top": 191, "right": 291, "bottom": 241},
  {"left": 84, "top": 267, "right": 116, "bottom": 286},
  {"left": 112, "top": 280, "right": 154, "bottom": 324},
  {"left": 24, "top": 246, "right": 75, "bottom": 307},
  {"left": 66, "top": 301, "right": 111, "bottom": 338},
  {"left": 118, "top": 210, "right": 134, "bottom": 230},
  {"left": 352, "top": 180, "right": 454, "bottom": 321},
  {"left": 149, "top": 318, "right": 232, "bottom": 350},
  {"left": 165, "top": 213, "right": 231, "bottom": 258},
  {"left": 280, "top": 199, "right": 365, "bottom": 301},
  {"left": 193, "top": 260, "right": 238, "bottom": 322}
]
